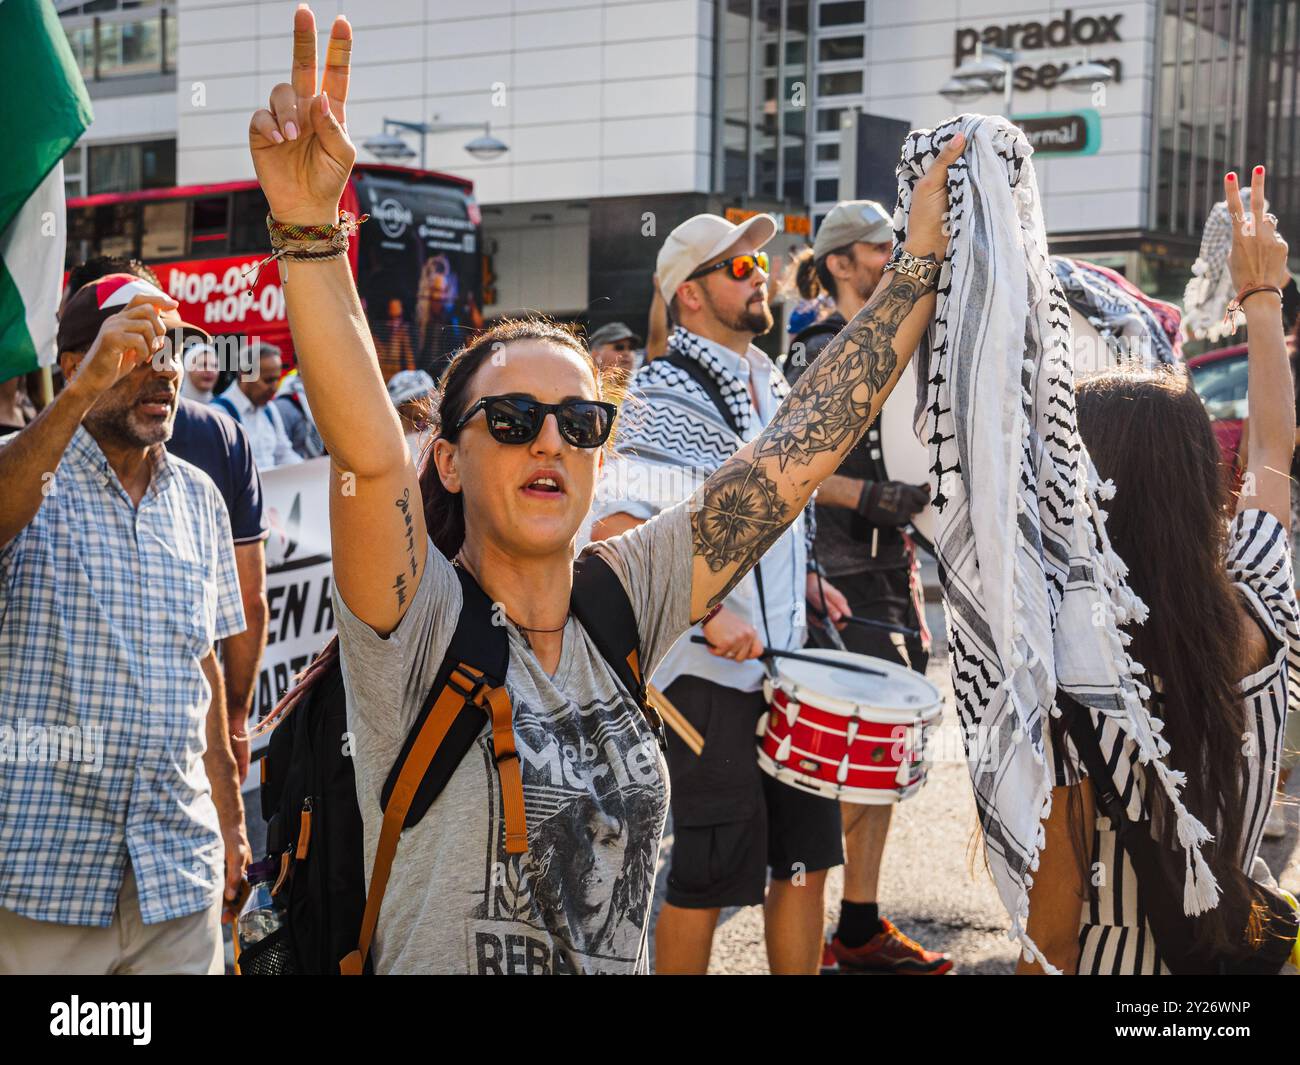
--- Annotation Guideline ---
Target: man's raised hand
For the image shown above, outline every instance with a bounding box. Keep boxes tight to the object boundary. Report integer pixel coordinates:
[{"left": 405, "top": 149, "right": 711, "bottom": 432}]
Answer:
[
  {"left": 248, "top": 6, "right": 356, "bottom": 228},
  {"left": 68, "top": 294, "right": 177, "bottom": 399}
]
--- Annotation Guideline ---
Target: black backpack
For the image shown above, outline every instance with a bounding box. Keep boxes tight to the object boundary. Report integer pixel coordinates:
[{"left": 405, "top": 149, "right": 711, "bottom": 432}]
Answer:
[{"left": 239, "top": 552, "right": 661, "bottom": 975}]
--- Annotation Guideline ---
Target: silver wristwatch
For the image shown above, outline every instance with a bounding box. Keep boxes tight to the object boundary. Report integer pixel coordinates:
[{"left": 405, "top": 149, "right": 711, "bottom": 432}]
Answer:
[{"left": 884, "top": 246, "right": 940, "bottom": 289}]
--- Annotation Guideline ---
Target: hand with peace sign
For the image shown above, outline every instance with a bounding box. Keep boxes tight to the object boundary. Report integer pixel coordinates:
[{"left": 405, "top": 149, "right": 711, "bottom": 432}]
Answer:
[
  {"left": 1223, "top": 166, "right": 1290, "bottom": 297},
  {"left": 1226, "top": 164, "right": 1295, "bottom": 531},
  {"left": 248, "top": 5, "right": 355, "bottom": 228}
]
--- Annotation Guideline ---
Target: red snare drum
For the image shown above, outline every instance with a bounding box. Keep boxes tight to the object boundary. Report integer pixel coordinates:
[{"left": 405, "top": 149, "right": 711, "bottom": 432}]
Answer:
[{"left": 758, "top": 649, "right": 943, "bottom": 804}]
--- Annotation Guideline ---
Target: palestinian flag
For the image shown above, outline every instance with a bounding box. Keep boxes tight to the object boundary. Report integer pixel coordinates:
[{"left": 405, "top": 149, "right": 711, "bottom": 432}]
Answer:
[{"left": 0, "top": 0, "right": 92, "bottom": 383}]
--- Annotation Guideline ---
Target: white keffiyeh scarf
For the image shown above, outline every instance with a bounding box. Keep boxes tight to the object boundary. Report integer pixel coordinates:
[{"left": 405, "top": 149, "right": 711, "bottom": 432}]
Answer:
[
  {"left": 1182, "top": 191, "right": 1266, "bottom": 342},
  {"left": 893, "top": 114, "right": 1220, "bottom": 971}
]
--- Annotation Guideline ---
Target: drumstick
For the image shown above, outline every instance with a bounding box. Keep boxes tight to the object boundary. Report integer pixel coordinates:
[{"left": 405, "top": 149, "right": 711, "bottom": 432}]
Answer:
[
  {"left": 646, "top": 684, "right": 704, "bottom": 755},
  {"left": 688, "top": 637, "right": 887, "bottom": 677},
  {"left": 807, "top": 606, "right": 921, "bottom": 639}
]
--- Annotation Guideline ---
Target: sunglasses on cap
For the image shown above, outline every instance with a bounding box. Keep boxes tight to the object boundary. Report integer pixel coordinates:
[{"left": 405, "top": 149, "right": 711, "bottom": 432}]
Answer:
[
  {"left": 686, "top": 252, "right": 770, "bottom": 283},
  {"left": 453, "top": 395, "right": 618, "bottom": 449}
]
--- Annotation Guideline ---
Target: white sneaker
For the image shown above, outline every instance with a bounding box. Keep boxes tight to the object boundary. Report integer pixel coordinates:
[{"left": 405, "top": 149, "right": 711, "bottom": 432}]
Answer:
[{"left": 1264, "top": 802, "right": 1287, "bottom": 840}]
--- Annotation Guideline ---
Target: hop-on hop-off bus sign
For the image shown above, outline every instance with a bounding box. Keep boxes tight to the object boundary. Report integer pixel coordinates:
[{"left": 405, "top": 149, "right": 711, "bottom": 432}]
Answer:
[
  {"left": 1012, "top": 110, "right": 1101, "bottom": 157},
  {"left": 65, "top": 164, "right": 484, "bottom": 380}
]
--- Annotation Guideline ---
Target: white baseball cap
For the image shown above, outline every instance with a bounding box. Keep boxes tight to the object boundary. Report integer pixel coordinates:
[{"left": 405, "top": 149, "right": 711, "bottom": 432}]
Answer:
[{"left": 656, "top": 213, "right": 778, "bottom": 305}]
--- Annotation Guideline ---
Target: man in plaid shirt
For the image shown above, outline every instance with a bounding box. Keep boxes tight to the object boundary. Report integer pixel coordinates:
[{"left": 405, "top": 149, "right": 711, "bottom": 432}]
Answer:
[{"left": 0, "top": 274, "right": 249, "bottom": 974}]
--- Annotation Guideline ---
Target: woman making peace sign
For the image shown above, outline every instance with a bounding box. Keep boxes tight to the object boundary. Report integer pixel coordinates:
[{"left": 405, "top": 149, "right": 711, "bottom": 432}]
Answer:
[{"left": 248, "top": 6, "right": 961, "bottom": 974}]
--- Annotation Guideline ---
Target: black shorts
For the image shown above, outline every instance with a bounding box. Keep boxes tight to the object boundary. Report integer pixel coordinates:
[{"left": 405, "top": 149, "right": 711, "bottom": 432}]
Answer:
[{"left": 661, "top": 674, "right": 843, "bottom": 910}]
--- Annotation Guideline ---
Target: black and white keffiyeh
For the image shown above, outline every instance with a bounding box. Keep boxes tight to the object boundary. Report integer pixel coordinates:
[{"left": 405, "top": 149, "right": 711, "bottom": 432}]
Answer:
[
  {"left": 1182, "top": 190, "right": 1266, "bottom": 342},
  {"left": 1052, "top": 256, "right": 1178, "bottom": 368},
  {"left": 593, "top": 326, "right": 792, "bottom": 519},
  {"left": 893, "top": 114, "right": 1220, "bottom": 971}
]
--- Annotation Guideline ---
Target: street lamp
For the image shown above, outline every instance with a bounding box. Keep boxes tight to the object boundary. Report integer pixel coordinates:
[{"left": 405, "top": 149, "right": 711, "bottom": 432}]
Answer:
[
  {"left": 362, "top": 117, "right": 510, "bottom": 169},
  {"left": 940, "top": 45, "right": 1114, "bottom": 116},
  {"left": 939, "top": 77, "right": 992, "bottom": 103}
]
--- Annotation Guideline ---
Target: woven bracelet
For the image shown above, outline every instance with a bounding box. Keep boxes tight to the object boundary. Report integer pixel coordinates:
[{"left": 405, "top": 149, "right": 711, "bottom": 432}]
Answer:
[{"left": 243, "top": 211, "right": 369, "bottom": 284}]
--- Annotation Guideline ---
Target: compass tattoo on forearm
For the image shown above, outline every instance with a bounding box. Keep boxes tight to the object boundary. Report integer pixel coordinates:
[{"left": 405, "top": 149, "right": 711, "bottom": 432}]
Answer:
[{"left": 692, "top": 268, "right": 931, "bottom": 607}]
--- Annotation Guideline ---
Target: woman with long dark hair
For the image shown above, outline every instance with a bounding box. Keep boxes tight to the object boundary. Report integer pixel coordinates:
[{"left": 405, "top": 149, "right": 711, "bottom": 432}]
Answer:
[
  {"left": 245, "top": 7, "right": 961, "bottom": 973},
  {"left": 1020, "top": 167, "right": 1296, "bottom": 974}
]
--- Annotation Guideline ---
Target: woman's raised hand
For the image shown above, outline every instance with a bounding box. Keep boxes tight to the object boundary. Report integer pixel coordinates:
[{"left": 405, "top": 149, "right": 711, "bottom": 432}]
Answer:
[
  {"left": 1224, "top": 166, "right": 1290, "bottom": 294},
  {"left": 248, "top": 6, "right": 355, "bottom": 227}
]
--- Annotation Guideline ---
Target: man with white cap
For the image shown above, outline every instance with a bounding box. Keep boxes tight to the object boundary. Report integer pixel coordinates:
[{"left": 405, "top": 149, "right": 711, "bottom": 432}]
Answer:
[
  {"left": 592, "top": 213, "right": 851, "bottom": 975},
  {"left": 786, "top": 201, "right": 950, "bottom": 975}
]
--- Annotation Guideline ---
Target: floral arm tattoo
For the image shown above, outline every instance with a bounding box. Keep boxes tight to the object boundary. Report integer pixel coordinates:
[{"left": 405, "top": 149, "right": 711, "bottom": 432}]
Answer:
[{"left": 691, "top": 267, "right": 933, "bottom": 608}]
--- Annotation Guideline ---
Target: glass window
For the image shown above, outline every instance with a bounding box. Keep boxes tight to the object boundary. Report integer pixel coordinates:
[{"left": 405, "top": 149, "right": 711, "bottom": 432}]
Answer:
[
  {"left": 819, "top": 36, "right": 864, "bottom": 62},
  {"left": 816, "top": 108, "right": 846, "bottom": 132},
  {"left": 231, "top": 188, "right": 272, "bottom": 254},
  {"left": 814, "top": 177, "right": 840, "bottom": 202},
  {"left": 141, "top": 201, "right": 186, "bottom": 260},
  {"left": 1190, "top": 353, "right": 1248, "bottom": 421},
  {"left": 819, "top": 1, "right": 864, "bottom": 27},
  {"left": 191, "top": 196, "right": 229, "bottom": 256},
  {"left": 818, "top": 71, "right": 863, "bottom": 96},
  {"left": 97, "top": 13, "right": 163, "bottom": 78},
  {"left": 816, "top": 142, "right": 840, "bottom": 163},
  {"left": 88, "top": 139, "right": 174, "bottom": 195},
  {"left": 94, "top": 202, "right": 140, "bottom": 259},
  {"left": 140, "top": 139, "right": 176, "bottom": 189}
]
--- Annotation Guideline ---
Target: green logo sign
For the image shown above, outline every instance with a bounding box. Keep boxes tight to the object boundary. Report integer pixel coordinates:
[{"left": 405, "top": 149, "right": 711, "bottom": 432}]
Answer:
[{"left": 1012, "top": 109, "right": 1101, "bottom": 156}]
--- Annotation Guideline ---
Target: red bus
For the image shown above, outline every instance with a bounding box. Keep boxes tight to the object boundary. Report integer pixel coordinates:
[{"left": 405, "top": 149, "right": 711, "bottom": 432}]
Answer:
[{"left": 66, "top": 164, "right": 485, "bottom": 380}]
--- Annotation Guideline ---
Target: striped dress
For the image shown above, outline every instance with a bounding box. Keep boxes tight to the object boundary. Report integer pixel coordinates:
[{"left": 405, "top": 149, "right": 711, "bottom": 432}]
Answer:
[{"left": 1052, "top": 509, "right": 1298, "bottom": 974}]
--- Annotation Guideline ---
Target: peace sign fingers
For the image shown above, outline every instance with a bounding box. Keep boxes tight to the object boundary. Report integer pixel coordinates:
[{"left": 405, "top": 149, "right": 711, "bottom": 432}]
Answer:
[
  {"left": 292, "top": 5, "right": 319, "bottom": 102},
  {"left": 322, "top": 16, "right": 353, "bottom": 129}
]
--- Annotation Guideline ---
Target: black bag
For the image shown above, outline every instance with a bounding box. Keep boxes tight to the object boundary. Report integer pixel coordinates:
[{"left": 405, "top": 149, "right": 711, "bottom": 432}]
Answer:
[
  {"left": 1059, "top": 693, "right": 1299, "bottom": 975},
  {"left": 244, "top": 553, "right": 659, "bottom": 975}
]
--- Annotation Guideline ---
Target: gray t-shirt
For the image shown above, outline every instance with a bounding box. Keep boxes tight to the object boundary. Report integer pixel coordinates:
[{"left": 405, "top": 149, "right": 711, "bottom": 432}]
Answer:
[{"left": 333, "top": 500, "right": 694, "bottom": 974}]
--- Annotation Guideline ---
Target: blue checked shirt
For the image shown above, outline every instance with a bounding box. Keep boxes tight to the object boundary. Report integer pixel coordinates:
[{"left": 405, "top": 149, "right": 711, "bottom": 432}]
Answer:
[{"left": 0, "top": 426, "right": 245, "bottom": 926}]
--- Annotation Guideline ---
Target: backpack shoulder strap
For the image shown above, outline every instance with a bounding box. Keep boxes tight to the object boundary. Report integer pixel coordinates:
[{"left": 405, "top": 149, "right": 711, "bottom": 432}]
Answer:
[
  {"left": 343, "top": 565, "right": 522, "bottom": 975},
  {"left": 571, "top": 552, "right": 664, "bottom": 746},
  {"left": 661, "top": 353, "right": 743, "bottom": 438},
  {"left": 211, "top": 394, "right": 241, "bottom": 422}
]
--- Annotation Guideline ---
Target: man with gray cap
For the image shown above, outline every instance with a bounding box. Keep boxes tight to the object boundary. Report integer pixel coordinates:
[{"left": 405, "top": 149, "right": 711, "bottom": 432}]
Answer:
[
  {"left": 586, "top": 322, "right": 642, "bottom": 375},
  {"left": 785, "top": 202, "right": 950, "bottom": 975},
  {"left": 591, "top": 212, "right": 851, "bottom": 975},
  {"left": 214, "top": 338, "right": 302, "bottom": 470}
]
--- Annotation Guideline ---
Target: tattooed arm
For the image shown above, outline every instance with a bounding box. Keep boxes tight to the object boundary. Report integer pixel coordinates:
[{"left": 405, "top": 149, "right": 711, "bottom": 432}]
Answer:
[{"left": 687, "top": 134, "right": 965, "bottom": 619}]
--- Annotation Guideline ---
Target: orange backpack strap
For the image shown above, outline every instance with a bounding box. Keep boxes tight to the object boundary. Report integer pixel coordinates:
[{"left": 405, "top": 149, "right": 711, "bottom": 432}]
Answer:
[
  {"left": 483, "top": 684, "right": 527, "bottom": 854},
  {"left": 340, "top": 662, "right": 496, "bottom": 975}
]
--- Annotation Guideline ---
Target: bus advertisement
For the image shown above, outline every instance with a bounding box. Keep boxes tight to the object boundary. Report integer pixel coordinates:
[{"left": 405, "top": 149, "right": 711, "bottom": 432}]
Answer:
[{"left": 66, "top": 163, "right": 484, "bottom": 382}]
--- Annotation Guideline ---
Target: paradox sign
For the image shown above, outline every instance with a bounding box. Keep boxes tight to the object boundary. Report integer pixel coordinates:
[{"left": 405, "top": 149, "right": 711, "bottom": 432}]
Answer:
[{"left": 955, "top": 8, "right": 1124, "bottom": 89}]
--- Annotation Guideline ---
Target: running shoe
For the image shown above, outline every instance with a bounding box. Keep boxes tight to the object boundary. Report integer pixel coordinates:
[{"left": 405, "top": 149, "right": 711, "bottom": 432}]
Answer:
[{"left": 827, "top": 919, "right": 953, "bottom": 975}]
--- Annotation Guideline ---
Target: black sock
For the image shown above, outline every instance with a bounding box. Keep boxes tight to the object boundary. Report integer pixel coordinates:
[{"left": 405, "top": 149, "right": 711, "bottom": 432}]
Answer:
[{"left": 836, "top": 901, "right": 882, "bottom": 948}]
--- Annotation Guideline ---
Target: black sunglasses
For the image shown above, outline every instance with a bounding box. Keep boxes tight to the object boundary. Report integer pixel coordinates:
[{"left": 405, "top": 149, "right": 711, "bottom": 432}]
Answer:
[
  {"left": 685, "top": 251, "right": 770, "bottom": 283},
  {"left": 453, "top": 395, "right": 618, "bottom": 449}
]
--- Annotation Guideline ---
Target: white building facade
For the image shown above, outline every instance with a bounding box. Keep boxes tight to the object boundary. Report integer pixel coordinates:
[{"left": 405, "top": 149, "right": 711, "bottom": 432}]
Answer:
[{"left": 60, "top": 0, "right": 1297, "bottom": 325}]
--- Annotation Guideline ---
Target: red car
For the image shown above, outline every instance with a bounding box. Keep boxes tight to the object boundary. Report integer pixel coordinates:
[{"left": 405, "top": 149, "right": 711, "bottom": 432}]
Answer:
[
  {"left": 1187, "top": 339, "right": 1296, "bottom": 485},
  {"left": 1187, "top": 343, "right": 1250, "bottom": 474}
]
